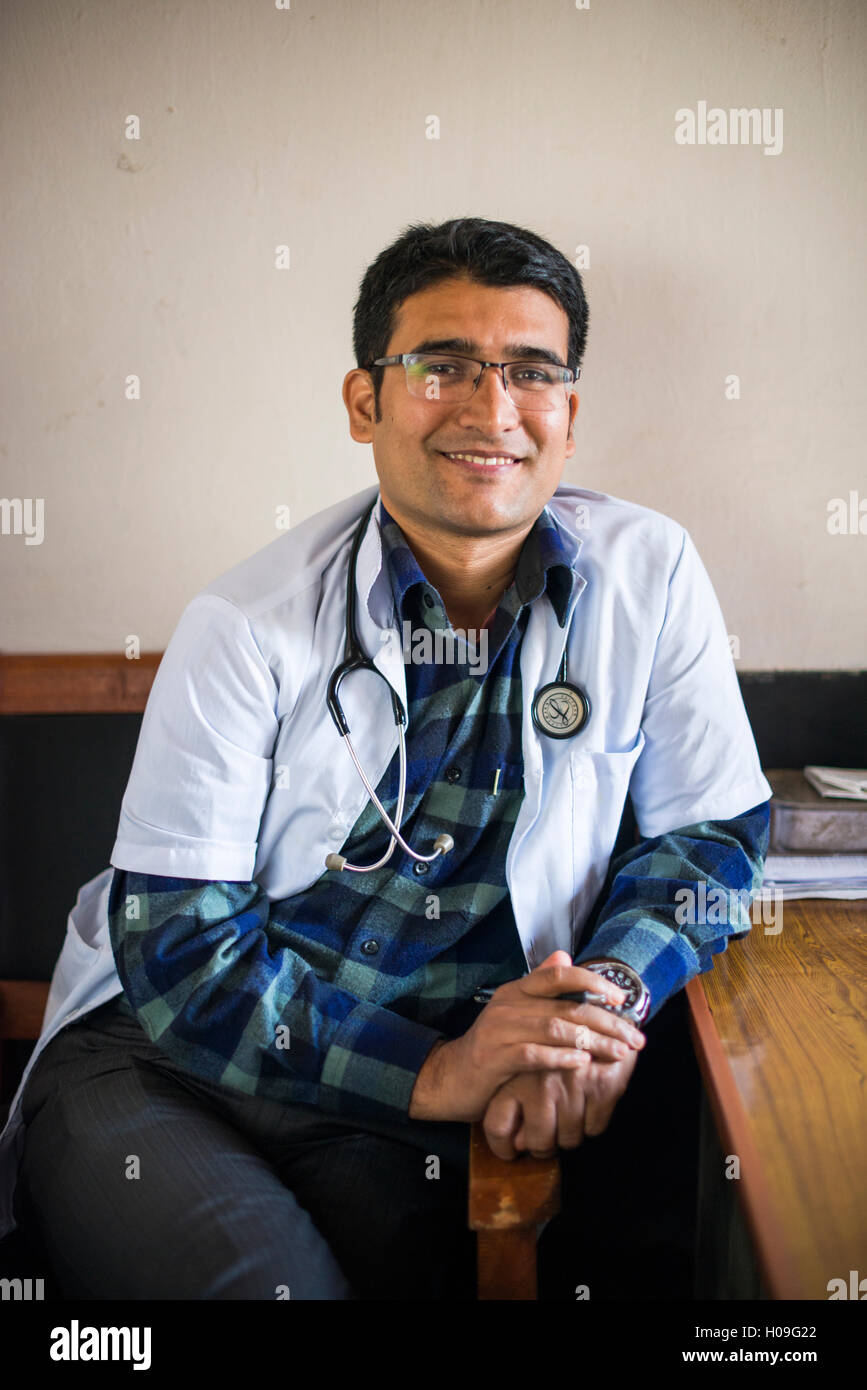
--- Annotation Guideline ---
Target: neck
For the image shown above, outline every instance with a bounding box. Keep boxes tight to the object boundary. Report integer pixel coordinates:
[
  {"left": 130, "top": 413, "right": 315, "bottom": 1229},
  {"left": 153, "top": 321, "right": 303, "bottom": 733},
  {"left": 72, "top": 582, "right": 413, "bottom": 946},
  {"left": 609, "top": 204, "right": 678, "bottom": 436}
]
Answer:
[{"left": 383, "top": 502, "right": 532, "bottom": 632}]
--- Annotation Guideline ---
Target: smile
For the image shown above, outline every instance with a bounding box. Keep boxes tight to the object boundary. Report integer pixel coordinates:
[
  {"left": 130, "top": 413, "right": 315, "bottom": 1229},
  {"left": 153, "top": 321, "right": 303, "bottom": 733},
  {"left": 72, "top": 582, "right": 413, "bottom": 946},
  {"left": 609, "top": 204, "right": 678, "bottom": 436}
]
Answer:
[{"left": 440, "top": 451, "right": 522, "bottom": 470}]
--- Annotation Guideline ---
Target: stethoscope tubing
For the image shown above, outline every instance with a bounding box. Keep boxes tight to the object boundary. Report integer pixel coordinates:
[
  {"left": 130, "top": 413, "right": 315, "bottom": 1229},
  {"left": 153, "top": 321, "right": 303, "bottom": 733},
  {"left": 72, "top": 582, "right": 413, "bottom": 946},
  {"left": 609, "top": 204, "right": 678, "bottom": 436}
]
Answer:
[
  {"left": 324, "top": 498, "right": 588, "bottom": 873},
  {"left": 333, "top": 717, "right": 453, "bottom": 870},
  {"left": 326, "top": 500, "right": 453, "bottom": 872}
]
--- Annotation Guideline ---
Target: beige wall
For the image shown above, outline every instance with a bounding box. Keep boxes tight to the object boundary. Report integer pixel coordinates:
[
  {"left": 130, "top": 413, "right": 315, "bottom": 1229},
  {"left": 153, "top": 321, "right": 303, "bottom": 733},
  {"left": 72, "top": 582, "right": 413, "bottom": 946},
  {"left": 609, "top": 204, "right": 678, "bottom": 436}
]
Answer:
[{"left": 1, "top": 0, "right": 864, "bottom": 668}]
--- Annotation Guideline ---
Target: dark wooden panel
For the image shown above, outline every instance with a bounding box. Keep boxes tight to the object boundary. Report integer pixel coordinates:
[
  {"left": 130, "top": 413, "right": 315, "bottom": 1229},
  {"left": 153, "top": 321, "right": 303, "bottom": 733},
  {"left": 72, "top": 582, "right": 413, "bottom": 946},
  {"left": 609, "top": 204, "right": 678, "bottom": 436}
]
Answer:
[
  {"left": 0, "top": 713, "right": 144, "bottom": 977},
  {"left": 738, "top": 670, "right": 867, "bottom": 768}
]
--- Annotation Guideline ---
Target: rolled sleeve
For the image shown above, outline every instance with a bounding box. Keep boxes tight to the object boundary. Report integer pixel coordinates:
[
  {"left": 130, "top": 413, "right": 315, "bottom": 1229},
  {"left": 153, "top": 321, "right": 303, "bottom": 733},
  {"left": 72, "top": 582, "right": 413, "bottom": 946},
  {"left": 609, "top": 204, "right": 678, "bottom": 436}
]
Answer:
[
  {"left": 111, "top": 595, "right": 278, "bottom": 881},
  {"left": 574, "top": 801, "right": 770, "bottom": 1019}
]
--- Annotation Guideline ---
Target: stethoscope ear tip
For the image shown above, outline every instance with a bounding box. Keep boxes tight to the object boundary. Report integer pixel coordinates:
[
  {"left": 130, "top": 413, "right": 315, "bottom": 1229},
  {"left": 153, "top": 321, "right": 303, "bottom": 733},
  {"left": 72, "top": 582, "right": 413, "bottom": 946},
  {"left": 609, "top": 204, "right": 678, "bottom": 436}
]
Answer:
[
  {"left": 325, "top": 853, "right": 347, "bottom": 872},
  {"left": 434, "top": 833, "right": 455, "bottom": 855}
]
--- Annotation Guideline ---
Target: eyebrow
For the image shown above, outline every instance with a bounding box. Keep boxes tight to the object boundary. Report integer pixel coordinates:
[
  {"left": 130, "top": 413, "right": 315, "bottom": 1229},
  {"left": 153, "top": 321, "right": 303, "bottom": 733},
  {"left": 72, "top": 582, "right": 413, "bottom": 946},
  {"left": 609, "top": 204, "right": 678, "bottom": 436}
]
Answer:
[{"left": 408, "top": 337, "right": 567, "bottom": 368}]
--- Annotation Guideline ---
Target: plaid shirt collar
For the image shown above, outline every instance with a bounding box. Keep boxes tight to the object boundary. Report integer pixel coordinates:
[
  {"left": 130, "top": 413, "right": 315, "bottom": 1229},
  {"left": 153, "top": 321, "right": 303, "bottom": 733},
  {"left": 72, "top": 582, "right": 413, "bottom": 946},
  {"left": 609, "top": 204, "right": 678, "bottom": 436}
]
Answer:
[{"left": 377, "top": 497, "right": 578, "bottom": 631}]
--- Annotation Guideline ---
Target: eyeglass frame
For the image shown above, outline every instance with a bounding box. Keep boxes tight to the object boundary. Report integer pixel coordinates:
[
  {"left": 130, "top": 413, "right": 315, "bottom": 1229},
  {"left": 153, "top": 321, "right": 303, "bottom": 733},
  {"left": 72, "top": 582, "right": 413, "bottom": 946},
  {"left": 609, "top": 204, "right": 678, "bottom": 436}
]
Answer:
[{"left": 366, "top": 352, "right": 581, "bottom": 409}]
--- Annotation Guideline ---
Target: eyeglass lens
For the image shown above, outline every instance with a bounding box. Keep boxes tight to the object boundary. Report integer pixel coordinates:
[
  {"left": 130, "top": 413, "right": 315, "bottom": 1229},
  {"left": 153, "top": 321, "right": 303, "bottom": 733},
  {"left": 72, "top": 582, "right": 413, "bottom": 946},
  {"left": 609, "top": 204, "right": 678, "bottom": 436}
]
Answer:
[{"left": 405, "top": 355, "right": 571, "bottom": 410}]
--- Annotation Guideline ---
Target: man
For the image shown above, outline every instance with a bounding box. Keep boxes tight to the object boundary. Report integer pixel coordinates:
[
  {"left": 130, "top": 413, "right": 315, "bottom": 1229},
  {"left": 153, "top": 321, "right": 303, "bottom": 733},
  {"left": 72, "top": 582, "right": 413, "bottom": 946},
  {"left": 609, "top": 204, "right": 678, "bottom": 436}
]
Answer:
[{"left": 0, "top": 217, "right": 771, "bottom": 1300}]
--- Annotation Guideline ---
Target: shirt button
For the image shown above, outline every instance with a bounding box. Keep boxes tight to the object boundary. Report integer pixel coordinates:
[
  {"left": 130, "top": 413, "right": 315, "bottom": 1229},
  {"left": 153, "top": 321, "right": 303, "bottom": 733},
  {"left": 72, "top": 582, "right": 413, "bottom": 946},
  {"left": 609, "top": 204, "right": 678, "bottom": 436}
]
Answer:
[
  {"left": 445, "top": 766, "right": 461, "bottom": 783},
  {"left": 360, "top": 939, "right": 380, "bottom": 956},
  {"left": 412, "top": 861, "right": 429, "bottom": 876}
]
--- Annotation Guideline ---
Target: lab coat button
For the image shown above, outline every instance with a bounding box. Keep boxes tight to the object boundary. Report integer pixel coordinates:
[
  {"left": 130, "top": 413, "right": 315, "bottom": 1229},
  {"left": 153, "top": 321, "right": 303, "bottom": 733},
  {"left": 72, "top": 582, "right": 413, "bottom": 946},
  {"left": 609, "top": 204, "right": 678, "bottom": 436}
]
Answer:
[{"left": 360, "top": 938, "right": 380, "bottom": 956}]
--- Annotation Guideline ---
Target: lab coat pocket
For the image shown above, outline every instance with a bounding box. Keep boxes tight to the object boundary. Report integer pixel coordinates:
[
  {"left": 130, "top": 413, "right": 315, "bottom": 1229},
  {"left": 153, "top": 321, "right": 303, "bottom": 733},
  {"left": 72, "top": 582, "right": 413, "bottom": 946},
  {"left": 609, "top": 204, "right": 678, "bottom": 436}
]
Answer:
[
  {"left": 570, "top": 731, "right": 646, "bottom": 849},
  {"left": 63, "top": 919, "right": 100, "bottom": 962},
  {"left": 568, "top": 732, "right": 646, "bottom": 939},
  {"left": 43, "top": 889, "right": 108, "bottom": 1027},
  {"left": 53, "top": 868, "right": 113, "bottom": 998},
  {"left": 55, "top": 893, "right": 106, "bottom": 993},
  {"left": 67, "top": 867, "right": 114, "bottom": 951}
]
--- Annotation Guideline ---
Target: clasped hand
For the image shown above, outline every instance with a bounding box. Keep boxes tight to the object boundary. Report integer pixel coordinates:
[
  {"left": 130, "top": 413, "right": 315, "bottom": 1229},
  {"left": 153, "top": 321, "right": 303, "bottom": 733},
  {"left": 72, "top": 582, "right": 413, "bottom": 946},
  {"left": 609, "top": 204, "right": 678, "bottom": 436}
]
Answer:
[{"left": 482, "top": 950, "right": 644, "bottom": 1160}]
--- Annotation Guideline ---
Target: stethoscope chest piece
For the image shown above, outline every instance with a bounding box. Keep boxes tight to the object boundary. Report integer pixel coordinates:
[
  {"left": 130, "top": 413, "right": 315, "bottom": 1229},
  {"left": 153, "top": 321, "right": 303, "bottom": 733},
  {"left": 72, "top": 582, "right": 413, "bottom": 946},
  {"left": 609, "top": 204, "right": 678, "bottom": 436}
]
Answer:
[{"left": 531, "top": 679, "right": 591, "bottom": 739}]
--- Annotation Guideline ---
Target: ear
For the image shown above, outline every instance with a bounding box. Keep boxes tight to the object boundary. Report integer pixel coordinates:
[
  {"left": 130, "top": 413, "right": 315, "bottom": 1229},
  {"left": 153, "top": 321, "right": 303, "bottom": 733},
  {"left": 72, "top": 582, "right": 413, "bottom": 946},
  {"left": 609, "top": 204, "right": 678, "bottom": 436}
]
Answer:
[
  {"left": 564, "top": 390, "right": 579, "bottom": 458},
  {"left": 343, "top": 368, "right": 377, "bottom": 444}
]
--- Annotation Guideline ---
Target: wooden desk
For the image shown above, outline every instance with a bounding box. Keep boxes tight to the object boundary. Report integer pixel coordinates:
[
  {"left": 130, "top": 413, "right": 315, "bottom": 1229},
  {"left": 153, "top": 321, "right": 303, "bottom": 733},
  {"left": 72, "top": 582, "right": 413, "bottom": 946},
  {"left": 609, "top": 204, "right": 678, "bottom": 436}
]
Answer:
[{"left": 687, "top": 898, "right": 867, "bottom": 1300}]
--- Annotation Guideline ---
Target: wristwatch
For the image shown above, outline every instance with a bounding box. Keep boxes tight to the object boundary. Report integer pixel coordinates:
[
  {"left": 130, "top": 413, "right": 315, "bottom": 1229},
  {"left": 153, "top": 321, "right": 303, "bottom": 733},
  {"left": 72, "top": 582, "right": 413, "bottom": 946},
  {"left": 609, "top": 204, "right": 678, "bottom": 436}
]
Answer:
[{"left": 579, "top": 958, "right": 650, "bottom": 1026}]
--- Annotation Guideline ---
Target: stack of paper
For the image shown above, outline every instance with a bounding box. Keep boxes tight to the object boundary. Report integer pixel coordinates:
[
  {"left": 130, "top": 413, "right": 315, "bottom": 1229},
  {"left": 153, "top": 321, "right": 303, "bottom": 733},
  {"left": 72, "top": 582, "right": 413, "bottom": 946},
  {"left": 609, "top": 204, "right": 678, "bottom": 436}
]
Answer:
[
  {"left": 803, "top": 766, "right": 867, "bottom": 800},
  {"left": 761, "top": 853, "right": 867, "bottom": 900}
]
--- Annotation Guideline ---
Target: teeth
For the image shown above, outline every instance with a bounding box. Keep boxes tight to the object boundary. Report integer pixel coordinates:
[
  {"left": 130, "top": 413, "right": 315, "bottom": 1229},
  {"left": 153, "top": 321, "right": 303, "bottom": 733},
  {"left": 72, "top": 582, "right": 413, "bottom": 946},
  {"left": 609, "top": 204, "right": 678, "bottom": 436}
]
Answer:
[{"left": 446, "top": 452, "right": 516, "bottom": 466}]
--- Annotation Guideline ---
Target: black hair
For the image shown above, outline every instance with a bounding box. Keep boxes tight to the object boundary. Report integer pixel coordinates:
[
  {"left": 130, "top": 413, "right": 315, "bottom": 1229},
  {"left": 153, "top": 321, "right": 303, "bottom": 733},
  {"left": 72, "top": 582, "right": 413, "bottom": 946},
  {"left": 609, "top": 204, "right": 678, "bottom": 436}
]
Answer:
[{"left": 351, "top": 217, "right": 589, "bottom": 421}]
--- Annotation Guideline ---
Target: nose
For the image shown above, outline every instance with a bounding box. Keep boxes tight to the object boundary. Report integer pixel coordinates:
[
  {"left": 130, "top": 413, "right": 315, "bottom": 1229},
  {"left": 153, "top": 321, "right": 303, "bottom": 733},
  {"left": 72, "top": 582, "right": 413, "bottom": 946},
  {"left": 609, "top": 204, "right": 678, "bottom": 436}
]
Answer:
[{"left": 452, "top": 363, "right": 523, "bottom": 433}]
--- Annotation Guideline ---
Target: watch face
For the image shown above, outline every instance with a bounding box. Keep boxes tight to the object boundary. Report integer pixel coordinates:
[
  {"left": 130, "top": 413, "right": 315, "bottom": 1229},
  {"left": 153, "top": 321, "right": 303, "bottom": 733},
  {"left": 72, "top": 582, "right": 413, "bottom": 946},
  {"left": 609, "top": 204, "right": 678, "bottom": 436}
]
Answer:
[{"left": 585, "top": 962, "right": 644, "bottom": 1017}]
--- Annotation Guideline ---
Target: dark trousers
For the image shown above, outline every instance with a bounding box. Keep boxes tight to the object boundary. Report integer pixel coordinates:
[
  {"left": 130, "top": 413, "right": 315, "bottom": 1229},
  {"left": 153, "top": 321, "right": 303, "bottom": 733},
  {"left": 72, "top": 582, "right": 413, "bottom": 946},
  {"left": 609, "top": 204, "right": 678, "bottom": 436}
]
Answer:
[{"left": 14, "top": 990, "right": 699, "bottom": 1300}]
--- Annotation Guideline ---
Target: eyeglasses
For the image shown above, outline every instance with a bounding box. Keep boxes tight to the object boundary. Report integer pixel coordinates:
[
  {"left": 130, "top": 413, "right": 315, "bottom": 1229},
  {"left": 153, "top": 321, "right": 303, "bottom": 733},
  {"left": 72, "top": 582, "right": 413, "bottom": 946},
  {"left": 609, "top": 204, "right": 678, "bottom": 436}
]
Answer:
[{"left": 368, "top": 353, "right": 580, "bottom": 412}]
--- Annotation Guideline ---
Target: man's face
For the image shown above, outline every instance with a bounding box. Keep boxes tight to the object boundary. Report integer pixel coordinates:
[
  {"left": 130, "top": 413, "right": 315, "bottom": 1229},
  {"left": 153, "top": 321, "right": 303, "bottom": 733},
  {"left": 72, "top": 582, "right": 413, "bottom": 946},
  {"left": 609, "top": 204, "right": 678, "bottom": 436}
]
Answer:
[{"left": 343, "top": 274, "right": 579, "bottom": 539}]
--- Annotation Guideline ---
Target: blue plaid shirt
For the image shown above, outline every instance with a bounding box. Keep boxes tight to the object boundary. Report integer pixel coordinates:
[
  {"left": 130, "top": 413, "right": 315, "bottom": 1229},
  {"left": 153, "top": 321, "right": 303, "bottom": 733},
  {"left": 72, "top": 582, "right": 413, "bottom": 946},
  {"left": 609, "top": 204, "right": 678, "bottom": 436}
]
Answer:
[{"left": 108, "top": 498, "right": 769, "bottom": 1125}]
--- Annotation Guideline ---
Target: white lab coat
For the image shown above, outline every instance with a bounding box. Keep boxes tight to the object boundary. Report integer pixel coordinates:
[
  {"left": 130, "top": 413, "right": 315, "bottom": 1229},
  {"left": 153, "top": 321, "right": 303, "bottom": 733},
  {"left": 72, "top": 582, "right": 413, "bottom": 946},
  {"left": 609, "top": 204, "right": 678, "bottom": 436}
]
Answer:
[{"left": 0, "top": 481, "right": 772, "bottom": 1234}]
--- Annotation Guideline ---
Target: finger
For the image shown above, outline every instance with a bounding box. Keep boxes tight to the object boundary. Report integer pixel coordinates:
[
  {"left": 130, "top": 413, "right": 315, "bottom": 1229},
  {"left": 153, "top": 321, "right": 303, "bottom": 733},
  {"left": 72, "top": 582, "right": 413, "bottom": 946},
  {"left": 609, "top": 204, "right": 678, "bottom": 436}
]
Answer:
[
  {"left": 501, "top": 1008, "right": 625, "bottom": 1057},
  {"left": 505, "top": 1042, "right": 592, "bottom": 1077},
  {"left": 582, "top": 1051, "right": 639, "bottom": 1135},
  {"left": 519, "top": 961, "right": 627, "bottom": 1009},
  {"left": 515, "top": 1126, "right": 558, "bottom": 1160},
  {"left": 549, "top": 1002, "right": 646, "bottom": 1051},
  {"left": 516, "top": 1090, "right": 559, "bottom": 1158},
  {"left": 512, "top": 1002, "right": 644, "bottom": 1055},
  {"left": 556, "top": 1078, "right": 586, "bottom": 1150},
  {"left": 483, "top": 1093, "right": 523, "bottom": 1161},
  {"left": 583, "top": 1092, "right": 618, "bottom": 1138},
  {"left": 513, "top": 1122, "right": 558, "bottom": 1159},
  {"left": 569, "top": 1025, "right": 632, "bottom": 1063},
  {"left": 536, "top": 950, "right": 574, "bottom": 970}
]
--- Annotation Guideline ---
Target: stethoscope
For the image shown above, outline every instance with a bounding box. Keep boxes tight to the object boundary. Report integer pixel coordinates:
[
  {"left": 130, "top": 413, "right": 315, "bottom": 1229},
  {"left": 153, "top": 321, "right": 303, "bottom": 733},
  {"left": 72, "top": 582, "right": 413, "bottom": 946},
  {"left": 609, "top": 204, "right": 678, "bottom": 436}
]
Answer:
[{"left": 324, "top": 499, "right": 591, "bottom": 874}]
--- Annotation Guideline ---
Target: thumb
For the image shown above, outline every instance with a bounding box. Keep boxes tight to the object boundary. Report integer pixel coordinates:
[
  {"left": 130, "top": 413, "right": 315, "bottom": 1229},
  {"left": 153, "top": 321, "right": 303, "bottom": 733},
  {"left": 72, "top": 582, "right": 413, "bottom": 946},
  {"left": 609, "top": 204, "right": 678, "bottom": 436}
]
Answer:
[{"left": 536, "top": 949, "right": 573, "bottom": 971}]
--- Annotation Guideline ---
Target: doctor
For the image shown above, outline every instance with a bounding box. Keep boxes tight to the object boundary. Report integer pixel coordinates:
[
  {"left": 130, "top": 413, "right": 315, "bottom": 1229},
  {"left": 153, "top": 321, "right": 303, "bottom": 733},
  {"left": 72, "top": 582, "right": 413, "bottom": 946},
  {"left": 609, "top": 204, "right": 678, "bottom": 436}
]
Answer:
[{"left": 2, "top": 217, "right": 771, "bottom": 1300}]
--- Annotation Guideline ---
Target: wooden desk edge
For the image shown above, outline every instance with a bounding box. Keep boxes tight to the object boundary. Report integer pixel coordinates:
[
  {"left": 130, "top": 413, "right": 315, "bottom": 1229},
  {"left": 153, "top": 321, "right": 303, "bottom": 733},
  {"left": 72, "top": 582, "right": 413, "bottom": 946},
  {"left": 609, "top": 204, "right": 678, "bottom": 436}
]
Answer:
[{"left": 685, "top": 977, "right": 805, "bottom": 1300}]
